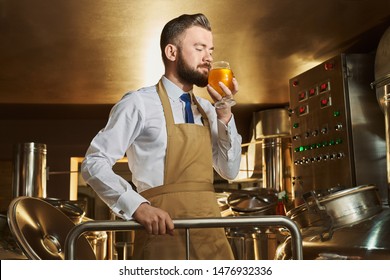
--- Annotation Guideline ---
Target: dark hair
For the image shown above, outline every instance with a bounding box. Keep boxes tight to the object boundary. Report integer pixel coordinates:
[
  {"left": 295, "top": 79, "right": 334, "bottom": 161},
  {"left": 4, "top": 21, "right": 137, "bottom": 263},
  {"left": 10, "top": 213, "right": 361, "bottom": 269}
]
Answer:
[{"left": 160, "top": 13, "right": 211, "bottom": 64}]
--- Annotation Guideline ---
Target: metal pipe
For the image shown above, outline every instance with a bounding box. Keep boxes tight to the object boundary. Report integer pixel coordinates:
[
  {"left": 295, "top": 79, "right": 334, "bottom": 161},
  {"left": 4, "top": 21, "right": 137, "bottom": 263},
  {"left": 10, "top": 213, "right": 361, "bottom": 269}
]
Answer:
[
  {"left": 106, "top": 211, "right": 117, "bottom": 260},
  {"left": 65, "top": 216, "right": 302, "bottom": 260},
  {"left": 185, "top": 228, "right": 190, "bottom": 260},
  {"left": 384, "top": 86, "right": 390, "bottom": 205}
]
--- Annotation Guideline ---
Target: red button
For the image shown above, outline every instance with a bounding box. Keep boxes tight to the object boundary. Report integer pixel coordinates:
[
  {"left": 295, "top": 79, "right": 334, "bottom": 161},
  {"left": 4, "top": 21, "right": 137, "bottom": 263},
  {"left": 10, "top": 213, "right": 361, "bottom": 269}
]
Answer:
[
  {"left": 324, "top": 62, "right": 335, "bottom": 70},
  {"left": 321, "top": 98, "right": 330, "bottom": 107}
]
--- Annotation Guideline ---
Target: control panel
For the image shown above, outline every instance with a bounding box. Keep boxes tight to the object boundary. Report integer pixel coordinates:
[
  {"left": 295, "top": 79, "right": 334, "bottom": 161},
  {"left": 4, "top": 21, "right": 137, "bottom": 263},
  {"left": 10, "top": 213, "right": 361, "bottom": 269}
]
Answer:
[{"left": 289, "top": 54, "right": 386, "bottom": 201}]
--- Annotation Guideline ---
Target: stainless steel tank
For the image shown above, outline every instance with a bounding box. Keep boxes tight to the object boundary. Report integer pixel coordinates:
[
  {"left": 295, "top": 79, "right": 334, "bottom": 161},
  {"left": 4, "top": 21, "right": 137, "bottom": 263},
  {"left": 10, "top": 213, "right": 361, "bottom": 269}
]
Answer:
[
  {"left": 12, "top": 142, "right": 47, "bottom": 198},
  {"left": 276, "top": 208, "right": 390, "bottom": 260},
  {"left": 254, "top": 108, "right": 292, "bottom": 197},
  {"left": 225, "top": 189, "right": 280, "bottom": 260},
  {"left": 371, "top": 26, "right": 390, "bottom": 205},
  {"left": 275, "top": 184, "right": 390, "bottom": 259}
]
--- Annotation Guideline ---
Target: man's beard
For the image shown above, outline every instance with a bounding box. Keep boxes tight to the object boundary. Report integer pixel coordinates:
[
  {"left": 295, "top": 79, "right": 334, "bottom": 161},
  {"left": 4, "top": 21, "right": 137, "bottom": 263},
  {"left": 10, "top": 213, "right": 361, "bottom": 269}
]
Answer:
[{"left": 177, "top": 50, "right": 209, "bottom": 87}]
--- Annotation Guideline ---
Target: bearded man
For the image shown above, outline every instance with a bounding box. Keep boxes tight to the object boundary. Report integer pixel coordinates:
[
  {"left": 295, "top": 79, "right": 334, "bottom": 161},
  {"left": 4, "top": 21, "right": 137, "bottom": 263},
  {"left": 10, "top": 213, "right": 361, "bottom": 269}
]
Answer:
[{"left": 82, "top": 13, "right": 242, "bottom": 260}]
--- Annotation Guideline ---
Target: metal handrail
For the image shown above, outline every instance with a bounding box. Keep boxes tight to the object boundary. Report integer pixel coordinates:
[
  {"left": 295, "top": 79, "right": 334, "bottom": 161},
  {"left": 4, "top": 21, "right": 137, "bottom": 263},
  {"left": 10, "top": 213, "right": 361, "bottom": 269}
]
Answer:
[{"left": 65, "top": 215, "right": 303, "bottom": 260}]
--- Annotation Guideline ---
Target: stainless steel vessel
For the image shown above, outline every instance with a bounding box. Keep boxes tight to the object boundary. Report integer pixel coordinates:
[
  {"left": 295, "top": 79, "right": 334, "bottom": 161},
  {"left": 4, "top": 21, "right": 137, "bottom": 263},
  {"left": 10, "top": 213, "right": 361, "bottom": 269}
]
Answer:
[
  {"left": 253, "top": 108, "right": 293, "bottom": 196},
  {"left": 371, "top": 26, "right": 390, "bottom": 205},
  {"left": 225, "top": 189, "right": 280, "bottom": 260},
  {"left": 286, "top": 185, "right": 382, "bottom": 239},
  {"left": 226, "top": 226, "right": 278, "bottom": 260},
  {"left": 276, "top": 208, "right": 390, "bottom": 260},
  {"left": 12, "top": 142, "right": 47, "bottom": 198}
]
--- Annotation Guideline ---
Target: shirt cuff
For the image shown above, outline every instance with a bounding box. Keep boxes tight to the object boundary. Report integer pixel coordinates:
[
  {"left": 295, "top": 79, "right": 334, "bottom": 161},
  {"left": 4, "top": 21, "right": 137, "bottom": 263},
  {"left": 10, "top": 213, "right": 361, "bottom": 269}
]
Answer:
[
  {"left": 112, "top": 190, "right": 149, "bottom": 220},
  {"left": 217, "top": 114, "right": 238, "bottom": 143}
]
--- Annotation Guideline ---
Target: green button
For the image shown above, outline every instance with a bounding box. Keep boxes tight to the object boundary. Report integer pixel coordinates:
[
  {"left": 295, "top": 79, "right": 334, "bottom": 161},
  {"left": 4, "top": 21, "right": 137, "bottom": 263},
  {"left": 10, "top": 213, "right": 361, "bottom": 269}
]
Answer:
[
  {"left": 335, "top": 138, "right": 342, "bottom": 145},
  {"left": 294, "top": 147, "right": 300, "bottom": 152},
  {"left": 299, "top": 146, "right": 305, "bottom": 152},
  {"left": 322, "top": 141, "right": 328, "bottom": 147},
  {"left": 316, "top": 143, "right": 323, "bottom": 148},
  {"left": 293, "top": 123, "right": 299, "bottom": 128},
  {"left": 333, "top": 110, "right": 341, "bottom": 117},
  {"left": 329, "top": 139, "right": 335, "bottom": 146}
]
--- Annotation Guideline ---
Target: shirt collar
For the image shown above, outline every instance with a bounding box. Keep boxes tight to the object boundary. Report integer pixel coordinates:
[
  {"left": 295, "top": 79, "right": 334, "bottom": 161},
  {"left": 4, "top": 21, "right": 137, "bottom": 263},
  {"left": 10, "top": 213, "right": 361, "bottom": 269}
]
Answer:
[{"left": 161, "top": 76, "right": 193, "bottom": 101}]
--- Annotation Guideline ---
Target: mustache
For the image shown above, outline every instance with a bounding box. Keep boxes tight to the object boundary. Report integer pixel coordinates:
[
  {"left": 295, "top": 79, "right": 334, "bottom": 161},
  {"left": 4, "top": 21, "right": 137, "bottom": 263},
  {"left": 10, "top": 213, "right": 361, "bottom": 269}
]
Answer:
[{"left": 199, "top": 63, "right": 211, "bottom": 70}]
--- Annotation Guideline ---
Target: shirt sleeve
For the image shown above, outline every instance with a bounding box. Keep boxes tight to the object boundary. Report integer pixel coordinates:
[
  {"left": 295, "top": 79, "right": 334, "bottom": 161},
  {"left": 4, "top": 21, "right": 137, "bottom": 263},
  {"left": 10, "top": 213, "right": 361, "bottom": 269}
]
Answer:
[
  {"left": 197, "top": 98, "right": 242, "bottom": 180},
  {"left": 213, "top": 114, "right": 242, "bottom": 180},
  {"left": 81, "top": 93, "right": 149, "bottom": 220}
]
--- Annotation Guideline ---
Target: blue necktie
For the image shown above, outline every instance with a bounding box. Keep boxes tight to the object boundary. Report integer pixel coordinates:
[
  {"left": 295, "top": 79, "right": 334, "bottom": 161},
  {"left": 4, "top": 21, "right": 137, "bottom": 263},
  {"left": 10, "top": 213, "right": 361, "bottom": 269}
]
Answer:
[{"left": 180, "top": 93, "right": 194, "bottom": 123}]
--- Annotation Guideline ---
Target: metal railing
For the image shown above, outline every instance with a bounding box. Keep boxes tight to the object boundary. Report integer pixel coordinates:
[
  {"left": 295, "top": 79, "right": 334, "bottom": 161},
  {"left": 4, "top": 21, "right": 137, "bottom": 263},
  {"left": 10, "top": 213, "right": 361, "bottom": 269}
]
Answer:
[{"left": 65, "top": 216, "right": 303, "bottom": 260}]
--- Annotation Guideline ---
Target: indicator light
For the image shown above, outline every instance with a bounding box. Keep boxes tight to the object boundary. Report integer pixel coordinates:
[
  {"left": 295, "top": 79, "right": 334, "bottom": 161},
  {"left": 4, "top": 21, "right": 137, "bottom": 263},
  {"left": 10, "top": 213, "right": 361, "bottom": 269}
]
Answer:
[
  {"left": 293, "top": 123, "right": 299, "bottom": 128},
  {"left": 320, "top": 97, "right": 331, "bottom": 108},
  {"left": 299, "top": 105, "right": 308, "bottom": 115},
  {"left": 324, "top": 62, "right": 335, "bottom": 70},
  {"left": 319, "top": 82, "right": 330, "bottom": 93},
  {"left": 333, "top": 110, "right": 341, "bottom": 117},
  {"left": 299, "top": 91, "right": 307, "bottom": 101},
  {"left": 309, "top": 88, "right": 316, "bottom": 97}
]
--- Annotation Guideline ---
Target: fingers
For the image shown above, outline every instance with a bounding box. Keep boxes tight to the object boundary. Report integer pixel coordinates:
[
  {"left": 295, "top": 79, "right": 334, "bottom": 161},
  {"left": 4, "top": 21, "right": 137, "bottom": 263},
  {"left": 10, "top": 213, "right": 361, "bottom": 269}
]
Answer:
[
  {"left": 231, "top": 77, "right": 239, "bottom": 94},
  {"left": 206, "top": 84, "right": 222, "bottom": 102},
  {"left": 207, "top": 77, "right": 239, "bottom": 101},
  {"left": 133, "top": 203, "right": 175, "bottom": 235},
  {"left": 166, "top": 219, "right": 175, "bottom": 236}
]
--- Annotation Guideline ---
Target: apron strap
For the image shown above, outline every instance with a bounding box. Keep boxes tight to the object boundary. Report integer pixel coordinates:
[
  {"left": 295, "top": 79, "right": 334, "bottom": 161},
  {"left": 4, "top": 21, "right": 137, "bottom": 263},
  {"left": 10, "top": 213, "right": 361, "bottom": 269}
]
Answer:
[{"left": 140, "top": 182, "right": 214, "bottom": 199}]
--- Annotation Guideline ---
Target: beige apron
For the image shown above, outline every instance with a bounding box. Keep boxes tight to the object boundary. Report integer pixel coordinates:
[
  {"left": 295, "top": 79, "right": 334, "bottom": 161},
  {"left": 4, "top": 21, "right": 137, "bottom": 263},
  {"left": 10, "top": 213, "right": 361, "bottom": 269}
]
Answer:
[{"left": 132, "top": 80, "right": 234, "bottom": 260}]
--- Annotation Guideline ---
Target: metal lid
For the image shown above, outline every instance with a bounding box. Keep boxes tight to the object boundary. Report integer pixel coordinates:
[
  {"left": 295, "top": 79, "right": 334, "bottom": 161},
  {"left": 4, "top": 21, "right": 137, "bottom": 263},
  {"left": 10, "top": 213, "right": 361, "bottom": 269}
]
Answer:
[
  {"left": 7, "top": 196, "right": 95, "bottom": 260},
  {"left": 44, "top": 198, "right": 85, "bottom": 224},
  {"left": 227, "top": 189, "right": 277, "bottom": 213},
  {"left": 318, "top": 184, "right": 378, "bottom": 203},
  {"left": 17, "top": 142, "right": 47, "bottom": 153},
  {"left": 254, "top": 108, "right": 291, "bottom": 139}
]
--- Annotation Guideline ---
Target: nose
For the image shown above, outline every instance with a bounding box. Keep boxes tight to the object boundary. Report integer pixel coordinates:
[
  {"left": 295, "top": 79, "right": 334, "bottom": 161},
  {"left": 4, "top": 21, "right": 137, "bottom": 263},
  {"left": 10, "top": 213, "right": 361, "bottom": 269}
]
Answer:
[{"left": 204, "top": 51, "right": 213, "bottom": 63}]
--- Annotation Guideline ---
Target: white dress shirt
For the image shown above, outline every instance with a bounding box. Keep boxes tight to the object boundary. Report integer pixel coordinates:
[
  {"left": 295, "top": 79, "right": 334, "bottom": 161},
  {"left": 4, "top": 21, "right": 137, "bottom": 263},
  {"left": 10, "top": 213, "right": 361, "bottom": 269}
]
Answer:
[{"left": 81, "top": 76, "right": 242, "bottom": 219}]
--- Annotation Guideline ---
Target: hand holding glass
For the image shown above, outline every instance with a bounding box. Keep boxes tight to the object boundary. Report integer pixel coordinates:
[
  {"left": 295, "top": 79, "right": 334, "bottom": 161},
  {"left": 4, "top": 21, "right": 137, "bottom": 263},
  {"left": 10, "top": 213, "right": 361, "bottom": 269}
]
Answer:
[{"left": 208, "top": 61, "right": 236, "bottom": 108}]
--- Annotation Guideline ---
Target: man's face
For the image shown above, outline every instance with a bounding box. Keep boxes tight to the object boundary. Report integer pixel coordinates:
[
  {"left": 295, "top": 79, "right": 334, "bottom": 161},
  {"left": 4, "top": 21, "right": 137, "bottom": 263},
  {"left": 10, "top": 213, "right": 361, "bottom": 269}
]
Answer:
[{"left": 176, "top": 26, "right": 214, "bottom": 87}]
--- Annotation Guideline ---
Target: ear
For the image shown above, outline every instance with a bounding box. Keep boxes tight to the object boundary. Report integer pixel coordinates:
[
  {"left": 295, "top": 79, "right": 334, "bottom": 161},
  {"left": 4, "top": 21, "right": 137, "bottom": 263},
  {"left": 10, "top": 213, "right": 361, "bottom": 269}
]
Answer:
[{"left": 165, "top": 44, "right": 177, "bottom": 62}]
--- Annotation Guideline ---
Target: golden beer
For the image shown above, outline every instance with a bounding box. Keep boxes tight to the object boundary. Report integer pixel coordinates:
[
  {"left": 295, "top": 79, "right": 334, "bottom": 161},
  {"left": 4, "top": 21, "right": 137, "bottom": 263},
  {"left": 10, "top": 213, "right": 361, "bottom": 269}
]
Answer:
[{"left": 208, "top": 62, "right": 234, "bottom": 97}]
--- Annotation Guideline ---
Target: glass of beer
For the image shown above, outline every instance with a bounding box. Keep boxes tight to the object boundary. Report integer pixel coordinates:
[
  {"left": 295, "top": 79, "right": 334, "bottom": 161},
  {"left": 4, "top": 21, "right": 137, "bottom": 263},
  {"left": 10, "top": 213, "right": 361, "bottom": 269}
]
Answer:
[{"left": 208, "top": 61, "right": 236, "bottom": 108}]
